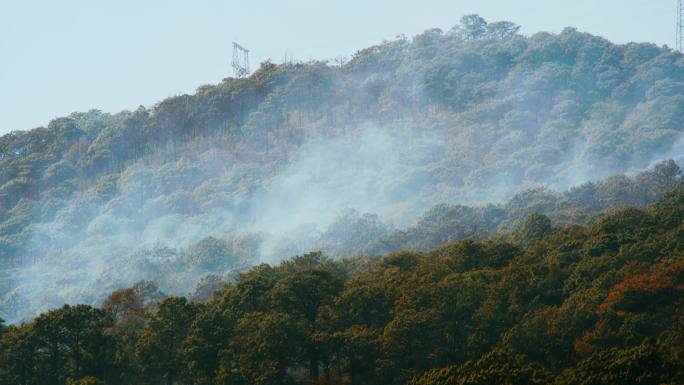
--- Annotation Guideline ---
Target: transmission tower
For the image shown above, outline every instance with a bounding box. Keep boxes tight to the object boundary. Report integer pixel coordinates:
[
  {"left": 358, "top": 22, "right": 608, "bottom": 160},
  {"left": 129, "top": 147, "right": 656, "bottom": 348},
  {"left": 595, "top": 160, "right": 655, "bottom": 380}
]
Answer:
[
  {"left": 232, "top": 42, "right": 250, "bottom": 78},
  {"left": 678, "top": 0, "right": 684, "bottom": 51}
]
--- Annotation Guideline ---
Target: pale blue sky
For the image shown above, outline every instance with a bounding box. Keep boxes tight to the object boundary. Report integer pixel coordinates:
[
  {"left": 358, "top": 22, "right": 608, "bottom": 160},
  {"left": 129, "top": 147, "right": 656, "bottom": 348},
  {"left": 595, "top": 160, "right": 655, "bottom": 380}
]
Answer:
[{"left": 0, "top": 0, "right": 675, "bottom": 134}]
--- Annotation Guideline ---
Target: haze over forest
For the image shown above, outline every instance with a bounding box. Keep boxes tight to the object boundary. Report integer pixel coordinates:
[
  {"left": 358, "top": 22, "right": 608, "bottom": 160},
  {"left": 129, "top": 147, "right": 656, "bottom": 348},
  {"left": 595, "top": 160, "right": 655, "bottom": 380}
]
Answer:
[
  {"left": 1, "top": 14, "right": 683, "bottom": 321},
  {"left": 0, "top": 13, "right": 683, "bottom": 385}
]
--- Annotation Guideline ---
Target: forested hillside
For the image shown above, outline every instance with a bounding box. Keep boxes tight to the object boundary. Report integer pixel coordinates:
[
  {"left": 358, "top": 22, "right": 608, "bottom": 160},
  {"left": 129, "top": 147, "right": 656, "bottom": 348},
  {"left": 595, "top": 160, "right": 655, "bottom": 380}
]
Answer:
[
  {"left": 1, "top": 189, "right": 682, "bottom": 384},
  {"left": 1, "top": 15, "right": 684, "bottom": 324}
]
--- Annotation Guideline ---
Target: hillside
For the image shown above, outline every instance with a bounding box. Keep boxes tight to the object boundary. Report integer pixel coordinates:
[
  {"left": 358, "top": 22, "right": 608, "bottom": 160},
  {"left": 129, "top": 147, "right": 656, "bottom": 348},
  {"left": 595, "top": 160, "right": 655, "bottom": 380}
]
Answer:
[
  {"left": 1, "top": 15, "right": 684, "bottom": 323},
  {"left": 1, "top": 189, "right": 682, "bottom": 384}
]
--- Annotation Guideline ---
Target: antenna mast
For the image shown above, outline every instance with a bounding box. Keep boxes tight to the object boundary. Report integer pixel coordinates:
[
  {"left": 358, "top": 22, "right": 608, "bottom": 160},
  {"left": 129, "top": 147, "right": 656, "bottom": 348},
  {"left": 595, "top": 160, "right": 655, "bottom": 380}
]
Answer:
[
  {"left": 232, "top": 42, "right": 250, "bottom": 78},
  {"left": 678, "top": 0, "right": 684, "bottom": 51}
]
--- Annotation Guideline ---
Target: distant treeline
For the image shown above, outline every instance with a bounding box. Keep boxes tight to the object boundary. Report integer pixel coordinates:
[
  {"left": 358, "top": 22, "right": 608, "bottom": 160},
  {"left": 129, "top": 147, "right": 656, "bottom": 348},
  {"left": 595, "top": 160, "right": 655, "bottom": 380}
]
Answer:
[{"left": 325, "top": 159, "right": 684, "bottom": 256}]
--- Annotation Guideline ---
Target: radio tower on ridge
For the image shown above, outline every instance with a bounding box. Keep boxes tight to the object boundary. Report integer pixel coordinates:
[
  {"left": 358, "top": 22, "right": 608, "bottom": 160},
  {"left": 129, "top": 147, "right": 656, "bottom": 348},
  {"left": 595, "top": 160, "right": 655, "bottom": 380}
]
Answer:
[
  {"left": 232, "top": 42, "right": 250, "bottom": 78},
  {"left": 678, "top": 0, "right": 684, "bottom": 51}
]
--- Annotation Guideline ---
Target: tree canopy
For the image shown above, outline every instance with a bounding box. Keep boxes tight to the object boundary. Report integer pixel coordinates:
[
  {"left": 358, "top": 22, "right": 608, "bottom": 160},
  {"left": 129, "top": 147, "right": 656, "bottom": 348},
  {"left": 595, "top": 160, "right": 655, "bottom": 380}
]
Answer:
[{"left": 0, "top": 189, "right": 682, "bottom": 384}]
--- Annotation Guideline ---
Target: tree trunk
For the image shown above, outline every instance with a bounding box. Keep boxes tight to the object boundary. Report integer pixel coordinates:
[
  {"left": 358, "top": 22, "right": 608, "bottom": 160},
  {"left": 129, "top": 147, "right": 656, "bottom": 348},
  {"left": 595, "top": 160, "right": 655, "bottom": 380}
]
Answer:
[{"left": 310, "top": 353, "right": 319, "bottom": 382}]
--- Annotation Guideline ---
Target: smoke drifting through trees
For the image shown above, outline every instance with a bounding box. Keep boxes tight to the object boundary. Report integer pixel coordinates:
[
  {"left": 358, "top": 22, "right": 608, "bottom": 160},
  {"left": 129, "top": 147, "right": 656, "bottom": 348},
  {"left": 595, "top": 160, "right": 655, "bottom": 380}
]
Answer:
[{"left": 1, "top": 15, "right": 684, "bottom": 322}]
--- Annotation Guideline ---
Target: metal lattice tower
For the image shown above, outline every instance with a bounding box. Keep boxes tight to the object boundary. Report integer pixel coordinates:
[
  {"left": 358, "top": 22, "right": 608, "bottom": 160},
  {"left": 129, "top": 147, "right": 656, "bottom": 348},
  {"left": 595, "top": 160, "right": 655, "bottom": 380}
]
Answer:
[
  {"left": 232, "top": 42, "right": 250, "bottom": 78},
  {"left": 678, "top": 0, "right": 684, "bottom": 51}
]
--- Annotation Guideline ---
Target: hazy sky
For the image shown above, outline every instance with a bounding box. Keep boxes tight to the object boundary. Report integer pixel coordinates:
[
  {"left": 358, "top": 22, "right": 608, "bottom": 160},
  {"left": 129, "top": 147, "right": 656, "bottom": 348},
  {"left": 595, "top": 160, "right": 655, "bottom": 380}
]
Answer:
[{"left": 0, "top": 0, "right": 675, "bottom": 134}]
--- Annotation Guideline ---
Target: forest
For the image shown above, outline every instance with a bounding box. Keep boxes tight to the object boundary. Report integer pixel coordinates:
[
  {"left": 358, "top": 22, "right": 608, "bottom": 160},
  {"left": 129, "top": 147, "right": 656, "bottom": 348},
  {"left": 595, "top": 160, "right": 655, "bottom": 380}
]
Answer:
[
  {"left": 0, "top": 188, "right": 682, "bottom": 384},
  {"left": 2, "top": 15, "right": 684, "bottom": 322},
  {"left": 0, "top": 14, "right": 683, "bottom": 383}
]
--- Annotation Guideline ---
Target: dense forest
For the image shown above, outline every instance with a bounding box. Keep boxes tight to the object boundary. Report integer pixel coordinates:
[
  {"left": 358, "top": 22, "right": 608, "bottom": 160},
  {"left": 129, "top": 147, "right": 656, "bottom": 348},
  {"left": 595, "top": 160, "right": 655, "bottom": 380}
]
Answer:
[
  {"left": 0, "top": 188, "right": 682, "bottom": 384},
  {"left": 2, "top": 15, "right": 684, "bottom": 322},
  {"left": 0, "top": 14, "right": 683, "bottom": 383}
]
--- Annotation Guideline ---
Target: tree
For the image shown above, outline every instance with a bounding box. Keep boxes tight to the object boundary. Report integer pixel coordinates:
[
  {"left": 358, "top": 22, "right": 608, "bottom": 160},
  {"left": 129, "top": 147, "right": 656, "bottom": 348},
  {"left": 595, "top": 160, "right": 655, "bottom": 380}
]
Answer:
[
  {"left": 134, "top": 297, "right": 196, "bottom": 385},
  {"left": 217, "top": 263, "right": 278, "bottom": 316},
  {"left": 272, "top": 268, "right": 344, "bottom": 381},
  {"left": 633, "top": 159, "right": 682, "bottom": 204},
  {"left": 409, "top": 349, "right": 552, "bottom": 385},
  {"left": 101, "top": 288, "right": 148, "bottom": 384},
  {"left": 560, "top": 341, "right": 671, "bottom": 385},
  {"left": 486, "top": 21, "right": 520, "bottom": 39},
  {"left": 230, "top": 312, "right": 305, "bottom": 385},
  {"left": 102, "top": 288, "right": 146, "bottom": 339},
  {"left": 184, "top": 236, "right": 240, "bottom": 272},
  {"left": 460, "top": 14, "right": 488, "bottom": 40},
  {"left": 183, "top": 305, "right": 234, "bottom": 385},
  {"left": 57, "top": 305, "right": 114, "bottom": 380},
  {"left": 30, "top": 305, "right": 114, "bottom": 385},
  {"left": 513, "top": 213, "right": 555, "bottom": 247},
  {"left": 0, "top": 324, "right": 38, "bottom": 385}
]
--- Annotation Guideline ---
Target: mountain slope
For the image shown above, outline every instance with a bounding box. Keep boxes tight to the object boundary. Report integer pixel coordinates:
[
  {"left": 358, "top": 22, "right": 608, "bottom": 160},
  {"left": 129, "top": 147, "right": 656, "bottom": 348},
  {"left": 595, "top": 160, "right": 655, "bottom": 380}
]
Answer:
[
  {"left": 1, "top": 189, "right": 682, "bottom": 384},
  {"left": 1, "top": 15, "right": 684, "bottom": 322}
]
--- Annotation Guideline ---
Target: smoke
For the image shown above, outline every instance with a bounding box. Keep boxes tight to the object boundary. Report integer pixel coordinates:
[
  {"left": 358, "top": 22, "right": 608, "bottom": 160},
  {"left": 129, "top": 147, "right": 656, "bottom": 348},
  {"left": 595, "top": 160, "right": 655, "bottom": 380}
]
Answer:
[
  {"left": 2, "top": 123, "right": 683, "bottom": 323},
  {"left": 249, "top": 124, "right": 444, "bottom": 245},
  {"left": 0, "top": 123, "right": 450, "bottom": 322},
  {"left": 3, "top": 29, "right": 684, "bottom": 322},
  {"left": 3, "top": 119, "right": 681, "bottom": 323},
  {"left": 652, "top": 134, "right": 684, "bottom": 167}
]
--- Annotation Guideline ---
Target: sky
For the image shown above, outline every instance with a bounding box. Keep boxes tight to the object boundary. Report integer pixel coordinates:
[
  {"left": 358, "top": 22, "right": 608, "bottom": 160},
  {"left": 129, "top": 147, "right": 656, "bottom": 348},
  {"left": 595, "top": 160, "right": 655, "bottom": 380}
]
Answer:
[{"left": 0, "top": 0, "right": 676, "bottom": 134}]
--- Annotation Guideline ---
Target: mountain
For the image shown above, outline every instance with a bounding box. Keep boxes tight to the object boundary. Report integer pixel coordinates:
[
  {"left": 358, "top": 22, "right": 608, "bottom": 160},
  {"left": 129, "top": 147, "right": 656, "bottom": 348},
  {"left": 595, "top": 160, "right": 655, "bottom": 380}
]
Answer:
[{"left": 1, "top": 15, "right": 684, "bottom": 324}]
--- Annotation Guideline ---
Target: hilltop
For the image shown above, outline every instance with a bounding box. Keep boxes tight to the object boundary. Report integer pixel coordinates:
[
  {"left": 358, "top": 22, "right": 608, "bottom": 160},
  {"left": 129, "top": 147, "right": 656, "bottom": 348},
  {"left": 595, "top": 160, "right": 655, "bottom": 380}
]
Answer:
[{"left": 1, "top": 15, "right": 683, "bottom": 322}]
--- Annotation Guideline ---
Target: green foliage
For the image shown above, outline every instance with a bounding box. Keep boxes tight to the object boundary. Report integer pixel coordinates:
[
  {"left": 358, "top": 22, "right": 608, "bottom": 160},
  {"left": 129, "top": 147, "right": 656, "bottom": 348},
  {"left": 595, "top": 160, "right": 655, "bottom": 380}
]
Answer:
[
  {"left": 134, "top": 297, "right": 196, "bottom": 384},
  {"left": 1, "top": 14, "right": 684, "bottom": 385},
  {"left": 1, "top": 14, "right": 683, "bottom": 270},
  {"left": 409, "top": 349, "right": 552, "bottom": 385},
  {"left": 513, "top": 212, "right": 555, "bottom": 247},
  {"left": 0, "top": 305, "right": 115, "bottom": 385},
  {"left": 0, "top": 190, "right": 683, "bottom": 384},
  {"left": 230, "top": 311, "right": 305, "bottom": 385},
  {"left": 559, "top": 340, "right": 672, "bottom": 385},
  {"left": 184, "top": 236, "right": 240, "bottom": 272}
]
